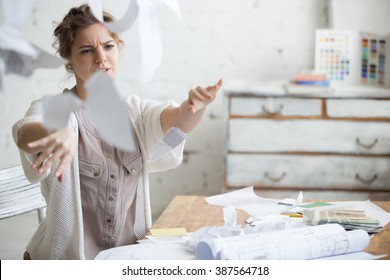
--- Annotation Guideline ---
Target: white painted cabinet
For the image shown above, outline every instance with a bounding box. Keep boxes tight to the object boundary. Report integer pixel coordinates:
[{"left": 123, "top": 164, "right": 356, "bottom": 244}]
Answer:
[{"left": 224, "top": 83, "right": 390, "bottom": 200}]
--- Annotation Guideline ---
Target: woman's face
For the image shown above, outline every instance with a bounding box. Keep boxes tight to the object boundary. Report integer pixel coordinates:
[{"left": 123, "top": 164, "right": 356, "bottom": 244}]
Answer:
[{"left": 69, "top": 23, "right": 119, "bottom": 86}]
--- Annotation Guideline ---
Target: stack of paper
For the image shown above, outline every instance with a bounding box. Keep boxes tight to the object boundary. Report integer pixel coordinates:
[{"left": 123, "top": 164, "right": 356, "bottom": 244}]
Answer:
[{"left": 306, "top": 209, "right": 383, "bottom": 233}]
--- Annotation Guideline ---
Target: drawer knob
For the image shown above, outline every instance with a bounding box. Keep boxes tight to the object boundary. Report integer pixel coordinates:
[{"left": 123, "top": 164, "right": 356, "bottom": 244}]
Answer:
[
  {"left": 356, "top": 138, "right": 378, "bottom": 149},
  {"left": 262, "top": 104, "right": 284, "bottom": 115},
  {"left": 355, "top": 173, "right": 378, "bottom": 184},
  {"left": 264, "top": 171, "right": 286, "bottom": 182}
]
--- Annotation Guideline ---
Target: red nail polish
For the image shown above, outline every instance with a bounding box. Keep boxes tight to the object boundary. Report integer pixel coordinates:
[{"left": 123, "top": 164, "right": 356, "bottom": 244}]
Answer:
[{"left": 58, "top": 174, "right": 63, "bottom": 183}]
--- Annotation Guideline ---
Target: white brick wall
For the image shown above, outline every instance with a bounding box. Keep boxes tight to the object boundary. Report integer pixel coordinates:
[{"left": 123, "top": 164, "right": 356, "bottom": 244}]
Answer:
[{"left": 0, "top": 0, "right": 362, "bottom": 225}]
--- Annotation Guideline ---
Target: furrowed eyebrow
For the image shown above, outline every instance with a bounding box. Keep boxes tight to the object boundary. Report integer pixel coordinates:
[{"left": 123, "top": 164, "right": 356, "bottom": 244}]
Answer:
[
  {"left": 103, "top": 40, "right": 115, "bottom": 45},
  {"left": 78, "top": 45, "right": 93, "bottom": 50},
  {"left": 78, "top": 40, "right": 115, "bottom": 49}
]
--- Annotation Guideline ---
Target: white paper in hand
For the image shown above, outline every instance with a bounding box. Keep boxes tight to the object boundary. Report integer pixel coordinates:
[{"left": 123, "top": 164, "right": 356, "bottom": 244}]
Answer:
[
  {"left": 85, "top": 71, "right": 136, "bottom": 152},
  {"left": 42, "top": 93, "right": 82, "bottom": 131}
]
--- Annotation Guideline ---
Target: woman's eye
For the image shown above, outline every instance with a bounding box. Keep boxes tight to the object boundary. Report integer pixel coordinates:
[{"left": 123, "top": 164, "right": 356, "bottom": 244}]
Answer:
[
  {"left": 105, "top": 44, "right": 114, "bottom": 50},
  {"left": 80, "top": 49, "right": 92, "bottom": 54}
]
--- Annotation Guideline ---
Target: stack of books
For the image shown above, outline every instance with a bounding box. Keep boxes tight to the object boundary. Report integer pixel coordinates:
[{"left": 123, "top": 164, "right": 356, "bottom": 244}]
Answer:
[{"left": 285, "top": 72, "right": 333, "bottom": 94}]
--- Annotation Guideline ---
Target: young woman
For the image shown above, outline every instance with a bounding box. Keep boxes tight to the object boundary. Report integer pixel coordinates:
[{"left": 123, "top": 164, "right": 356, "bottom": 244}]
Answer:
[{"left": 13, "top": 4, "right": 221, "bottom": 259}]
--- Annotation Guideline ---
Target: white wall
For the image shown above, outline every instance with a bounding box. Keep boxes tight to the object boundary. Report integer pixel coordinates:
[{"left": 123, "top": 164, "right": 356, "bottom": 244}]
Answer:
[
  {"left": 330, "top": 0, "right": 390, "bottom": 34},
  {"left": 4, "top": 0, "right": 388, "bottom": 259},
  {"left": 0, "top": 0, "right": 330, "bottom": 218}
]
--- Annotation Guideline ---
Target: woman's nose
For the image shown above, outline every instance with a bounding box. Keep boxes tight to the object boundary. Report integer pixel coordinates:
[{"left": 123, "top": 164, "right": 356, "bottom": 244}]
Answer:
[{"left": 95, "top": 48, "right": 107, "bottom": 64}]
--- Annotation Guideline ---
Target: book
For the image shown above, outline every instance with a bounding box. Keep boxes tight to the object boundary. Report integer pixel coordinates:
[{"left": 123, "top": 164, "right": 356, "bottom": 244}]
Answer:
[
  {"left": 284, "top": 84, "right": 334, "bottom": 94},
  {"left": 294, "top": 80, "right": 331, "bottom": 86}
]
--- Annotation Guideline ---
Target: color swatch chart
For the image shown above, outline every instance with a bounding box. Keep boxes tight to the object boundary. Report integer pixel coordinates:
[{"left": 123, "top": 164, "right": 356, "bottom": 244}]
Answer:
[
  {"left": 315, "top": 30, "right": 358, "bottom": 83},
  {"left": 361, "top": 34, "right": 387, "bottom": 85}
]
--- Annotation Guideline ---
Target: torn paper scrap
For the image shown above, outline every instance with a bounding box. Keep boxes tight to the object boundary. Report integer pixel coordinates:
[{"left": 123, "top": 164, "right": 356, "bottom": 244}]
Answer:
[
  {"left": 137, "top": 0, "right": 181, "bottom": 82},
  {"left": 0, "top": 0, "right": 37, "bottom": 57},
  {"left": 42, "top": 93, "right": 82, "bottom": 131},
  {"left": 0, "top": 0, "right": 64, "bottom": 92},
  {"left": 85, "top": 71, "right": 137, "bottom": 152},
  {"left": 2, "top": 46, "right": 64, "bottom": 77},
  {"left": 88, "top": 0, "right": 139, "bottom": 32}
]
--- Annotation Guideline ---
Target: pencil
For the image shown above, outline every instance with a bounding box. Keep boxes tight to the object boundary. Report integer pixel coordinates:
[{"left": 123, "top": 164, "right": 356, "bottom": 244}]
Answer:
[{"left": 281, "top": 213, "right": 303, "bottom": 218}]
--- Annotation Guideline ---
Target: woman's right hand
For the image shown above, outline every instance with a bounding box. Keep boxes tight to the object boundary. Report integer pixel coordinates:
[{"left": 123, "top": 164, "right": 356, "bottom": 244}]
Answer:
[{"left": 27, "top": 127, "right": 77, "bottom": 180}]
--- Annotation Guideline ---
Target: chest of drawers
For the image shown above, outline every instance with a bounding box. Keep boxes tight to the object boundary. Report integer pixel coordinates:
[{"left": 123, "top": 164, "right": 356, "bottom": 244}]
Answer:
[{"left": 224, "top": 82, "right": 390, "bottom": 200}]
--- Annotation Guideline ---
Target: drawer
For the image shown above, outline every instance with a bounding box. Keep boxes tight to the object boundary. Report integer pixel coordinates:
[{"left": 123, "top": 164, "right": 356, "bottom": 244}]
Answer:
[
  {"left": 230, "top": 97, "right": 322, "bottom": 117},
  {"left": 327, "top": 99, "right": 390, "bottom": 118},
  {"left": 229, "top": 119, "right": 390, "bottom": 154},
  {"left": 226, "top": 154, "right": 390, "bottom": 191}
]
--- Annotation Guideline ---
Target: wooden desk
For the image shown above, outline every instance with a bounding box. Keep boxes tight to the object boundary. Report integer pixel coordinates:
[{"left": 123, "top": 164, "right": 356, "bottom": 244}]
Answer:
[{"left": 153, "top": 195, "right": 390, "bottom": 260}]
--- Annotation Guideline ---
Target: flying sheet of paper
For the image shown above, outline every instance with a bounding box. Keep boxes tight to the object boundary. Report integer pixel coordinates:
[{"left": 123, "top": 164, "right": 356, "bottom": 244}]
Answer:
[
  {"left": 138, "top": 6, "right": 162, "bottom": 82},
  {"left": 138, "top": 0, "right": 181, "bottom": 82},
  {"left": 42, "top": 93, "right": 82, "bottom": 131},
  {"left": 42, "top": 72, "right": 136, "bottom": 152},
  {"left": 88, "top": 0, "right": 139, "bottom": 32},
  {"left": 88, "top": 0, "right": 181, "bottom": 82},
  {"left": 1, "top": 46, "right": 64, "bottom": 77},
  {"left": 0, "top": 0, "right": 64, "bottom": 93},
  {"left": 84, "top": 72, "right": 136, "bottom": 152},
  {"left": 0, "top": 0, "right": 37, "bottom": 57},
  {"left": 205, "top": 186, "right": 300, "bottom": 217}
]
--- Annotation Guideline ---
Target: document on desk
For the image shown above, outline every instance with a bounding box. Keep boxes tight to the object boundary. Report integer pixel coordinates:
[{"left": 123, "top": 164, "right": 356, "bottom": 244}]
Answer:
[
  {"left": 195, "top": 223, "right": 370, "bottom": 260},
  {"left": 95, "top": 243, "right": 195, "bottom": 260},
  {"left": 205, "top": 186, "right": 300, "bottom": 217}
]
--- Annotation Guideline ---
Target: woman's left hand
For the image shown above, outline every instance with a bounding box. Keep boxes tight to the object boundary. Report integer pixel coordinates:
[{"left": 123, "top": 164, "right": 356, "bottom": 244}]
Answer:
[{"left": 187, "top": 79, "right": 223, "bottom": 114}]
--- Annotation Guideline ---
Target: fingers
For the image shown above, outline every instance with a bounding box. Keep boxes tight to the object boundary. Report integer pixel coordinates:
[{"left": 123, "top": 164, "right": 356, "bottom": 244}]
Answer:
[
  {"left": 188, "top": 87, "right": 210, "bottom": 114},
  {"left": 206, "top": 78, "right": 223, "bottom": 91},
  {"left": 190, "top": 88, "right": 206, "bottom": 101},
  {"left": 187, "top": 79, "right": 223, "bottom": 114},
  {"left": 32, "top": 144, "right": 55, "bottom": 171},
  {"left": 38, "top": 147, "right": 64, "bottom": 174},
  {"left": 29, "top": 129, "right": 76, "bottom": 178},
  {"left": 55, "top": 153, "right": 72, "bottom": 178}
]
